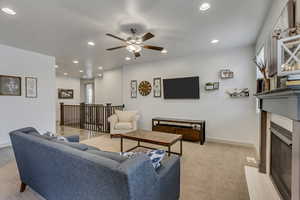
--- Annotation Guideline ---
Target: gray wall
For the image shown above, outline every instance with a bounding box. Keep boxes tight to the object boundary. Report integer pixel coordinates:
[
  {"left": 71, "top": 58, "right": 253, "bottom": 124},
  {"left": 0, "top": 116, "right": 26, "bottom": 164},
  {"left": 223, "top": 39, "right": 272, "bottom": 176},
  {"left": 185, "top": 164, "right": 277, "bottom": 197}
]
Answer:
[
  {"left": 0, "top": 44, "right": 56, "bottom": 147},
  {"left": 123, "top": 45, "right": 259, "bottom": 149}
]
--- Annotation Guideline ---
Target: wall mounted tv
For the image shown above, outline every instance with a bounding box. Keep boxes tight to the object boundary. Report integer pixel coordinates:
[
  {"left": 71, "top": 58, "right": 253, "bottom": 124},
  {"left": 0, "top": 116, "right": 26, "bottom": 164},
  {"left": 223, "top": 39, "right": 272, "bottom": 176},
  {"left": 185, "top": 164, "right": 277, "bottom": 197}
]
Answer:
[{"left": 163, "top": 76, "right": 200, "bottom": 99}]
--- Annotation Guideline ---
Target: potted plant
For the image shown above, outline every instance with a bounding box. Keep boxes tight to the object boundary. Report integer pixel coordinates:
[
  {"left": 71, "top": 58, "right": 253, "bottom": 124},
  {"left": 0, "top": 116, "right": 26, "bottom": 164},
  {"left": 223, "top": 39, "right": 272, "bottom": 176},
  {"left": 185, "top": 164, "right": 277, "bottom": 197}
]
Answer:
[{"left": 254, "top": 57, "right": 270, "bottom": 91}]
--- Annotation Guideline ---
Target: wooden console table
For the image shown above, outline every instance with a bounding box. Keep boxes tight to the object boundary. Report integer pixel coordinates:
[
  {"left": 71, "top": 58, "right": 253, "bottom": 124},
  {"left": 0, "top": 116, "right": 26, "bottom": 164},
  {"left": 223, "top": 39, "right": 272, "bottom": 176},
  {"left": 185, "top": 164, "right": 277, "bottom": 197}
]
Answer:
[{"left": 152, "top": 117, "right": 206, "bottom": 145}]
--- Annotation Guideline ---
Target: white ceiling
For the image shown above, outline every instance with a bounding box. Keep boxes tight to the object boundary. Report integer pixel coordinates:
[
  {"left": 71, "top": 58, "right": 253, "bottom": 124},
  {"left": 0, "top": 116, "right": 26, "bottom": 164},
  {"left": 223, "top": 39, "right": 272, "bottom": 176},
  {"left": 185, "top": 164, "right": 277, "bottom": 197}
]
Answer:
[{"left": 0, "top": 0, "right": 271, "bottom": 78}]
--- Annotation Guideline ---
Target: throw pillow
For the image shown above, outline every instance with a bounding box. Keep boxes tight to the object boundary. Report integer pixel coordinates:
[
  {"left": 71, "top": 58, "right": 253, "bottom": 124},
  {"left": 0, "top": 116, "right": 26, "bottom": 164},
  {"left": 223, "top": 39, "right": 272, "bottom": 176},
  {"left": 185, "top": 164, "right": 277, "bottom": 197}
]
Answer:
[
  {"left": 115, "top": 110, "right": 138, "bottom": 122},
  {"left": 146, "top": 149, "right": 166, "bottom": 169},
  {"left": 44, "top": 132, "right": 69, "bottom": 142},
  {"left": 120, "top": 149, "right": 165, "bottom": 169}
]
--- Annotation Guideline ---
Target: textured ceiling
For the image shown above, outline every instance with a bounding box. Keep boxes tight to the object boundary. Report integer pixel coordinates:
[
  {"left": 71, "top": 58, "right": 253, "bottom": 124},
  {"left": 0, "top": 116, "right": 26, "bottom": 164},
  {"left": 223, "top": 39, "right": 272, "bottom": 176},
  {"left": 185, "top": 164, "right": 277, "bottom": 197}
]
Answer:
[{"left": 0, "top": 0, "right": 271, "bottom": 78}]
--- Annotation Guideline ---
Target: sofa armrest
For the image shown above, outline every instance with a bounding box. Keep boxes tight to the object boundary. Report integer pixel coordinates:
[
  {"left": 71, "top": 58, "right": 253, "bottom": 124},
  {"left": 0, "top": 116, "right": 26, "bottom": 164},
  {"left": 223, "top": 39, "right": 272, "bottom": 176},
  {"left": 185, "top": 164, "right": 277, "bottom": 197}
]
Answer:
[
  {"left": 66, "top": 135, "right": 80, "bottom": 143},
  {"left": 157, "top": 156, "right": 181, "bottom": 200},
  {"left": 119, "top": 155, "right": 160, "bottom": 200}
]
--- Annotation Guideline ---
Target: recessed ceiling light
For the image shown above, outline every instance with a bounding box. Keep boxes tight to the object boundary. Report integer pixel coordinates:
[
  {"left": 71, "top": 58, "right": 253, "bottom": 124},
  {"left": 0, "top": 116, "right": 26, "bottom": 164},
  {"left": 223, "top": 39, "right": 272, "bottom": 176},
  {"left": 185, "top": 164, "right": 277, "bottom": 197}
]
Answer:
[
  {"left": 54, "top": 65, "right": 59, "bottom": 68},
  {"left": 1, "top": 8, "right": 16, "bottom": 15},
  {"left": 211, "top": 39, "right": 219, "bottom": 44},
  {"left": 199, "top": 3, "right": 211, "bottom": 11},
  {"left": 79, "top": 70, "right": 84, "bottom": 73},
  {"left": 98, "top": 66, "right": 103, "bottom": 70},
  {"left": 161, "top": 49, "right": 168, "bottom": 54},
  {"left": 88, "top": 41, "right": 95, "bottom": 46},
  {"left": 64, "top": 73, "right": 68, "bottom": 76},
  {"left": 73, "top": 60, "right": 79, "bottom": 64},
  {"left": 125, "top": 57, "right": 131, "bottom": 61}
]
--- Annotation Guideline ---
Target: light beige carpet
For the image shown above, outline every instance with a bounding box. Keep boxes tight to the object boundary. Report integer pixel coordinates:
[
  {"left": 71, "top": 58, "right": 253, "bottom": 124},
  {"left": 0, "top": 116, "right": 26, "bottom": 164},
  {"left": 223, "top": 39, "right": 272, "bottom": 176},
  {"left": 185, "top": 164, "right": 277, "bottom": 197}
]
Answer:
[{"left": 0, "top": 134, "right": 256, "bottom": 200}]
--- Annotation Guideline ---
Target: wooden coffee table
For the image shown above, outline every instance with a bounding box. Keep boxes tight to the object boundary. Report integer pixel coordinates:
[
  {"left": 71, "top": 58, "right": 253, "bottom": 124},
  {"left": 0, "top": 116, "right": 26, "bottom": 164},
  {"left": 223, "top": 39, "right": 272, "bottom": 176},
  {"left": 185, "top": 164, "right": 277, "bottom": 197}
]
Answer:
[{"left": 119, "top": 130, "right": 183, "bottom": 156}]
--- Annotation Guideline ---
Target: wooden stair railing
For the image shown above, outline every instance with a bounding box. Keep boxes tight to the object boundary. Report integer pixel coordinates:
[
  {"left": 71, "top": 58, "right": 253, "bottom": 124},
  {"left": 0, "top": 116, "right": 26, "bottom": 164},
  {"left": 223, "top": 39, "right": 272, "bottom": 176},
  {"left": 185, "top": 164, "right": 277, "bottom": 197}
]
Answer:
[{"left": 60, "top": 103, "right": 124, "bottom": 133}]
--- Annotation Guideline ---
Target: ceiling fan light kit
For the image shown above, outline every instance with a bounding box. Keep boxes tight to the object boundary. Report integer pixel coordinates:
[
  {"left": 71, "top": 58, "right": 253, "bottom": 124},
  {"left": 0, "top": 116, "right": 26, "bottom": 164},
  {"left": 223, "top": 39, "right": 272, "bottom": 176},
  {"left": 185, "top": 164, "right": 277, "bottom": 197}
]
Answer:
[{"left": 106, "top": 28, "right": 165, "bottom": 59}]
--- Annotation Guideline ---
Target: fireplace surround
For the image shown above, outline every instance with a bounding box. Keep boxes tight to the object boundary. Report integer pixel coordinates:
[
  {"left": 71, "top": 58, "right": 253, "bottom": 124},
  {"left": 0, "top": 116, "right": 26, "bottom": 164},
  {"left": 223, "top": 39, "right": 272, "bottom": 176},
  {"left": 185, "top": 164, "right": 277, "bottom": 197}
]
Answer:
[{"left": 256, "top": 88, "right": 300, "bottom": 200}]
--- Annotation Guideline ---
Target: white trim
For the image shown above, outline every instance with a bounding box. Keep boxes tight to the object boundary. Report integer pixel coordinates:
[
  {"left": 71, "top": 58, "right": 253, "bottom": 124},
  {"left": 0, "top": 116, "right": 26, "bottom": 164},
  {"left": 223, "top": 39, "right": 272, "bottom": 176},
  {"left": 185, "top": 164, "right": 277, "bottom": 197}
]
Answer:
[
  {"left": 0, "top": 142, "right": 11, "bottom": 148},
  {"left": 207, "top": 137, "right": 255, "bottom": 148},
  {"left": 245, "top": 166, "right": 281, "bottom": 200}
]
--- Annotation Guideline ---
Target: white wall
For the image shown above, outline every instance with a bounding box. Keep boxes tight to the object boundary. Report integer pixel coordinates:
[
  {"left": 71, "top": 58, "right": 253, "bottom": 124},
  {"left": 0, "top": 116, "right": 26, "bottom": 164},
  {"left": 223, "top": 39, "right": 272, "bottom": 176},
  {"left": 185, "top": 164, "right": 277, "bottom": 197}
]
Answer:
[
  {"left": 56, "top": 76, "right": 81, "bottom": 122},
  {"left": 95, "top": 68, "right": 123, "bottom": 105},
  {"left": 256, "top": 0, "right": 288, "bottom": 51},
  {"left": 123, "top": 46, "right": 259, "bottom": 147},
  {"left": 0, "top": 44, "right": 56, "bottom": 147}
]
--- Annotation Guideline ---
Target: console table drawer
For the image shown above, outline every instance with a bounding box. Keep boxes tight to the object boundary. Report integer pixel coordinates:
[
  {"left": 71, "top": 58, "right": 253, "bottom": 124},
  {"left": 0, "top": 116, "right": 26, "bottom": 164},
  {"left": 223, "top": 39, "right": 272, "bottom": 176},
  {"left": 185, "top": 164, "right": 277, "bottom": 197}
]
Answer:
[
  {"left": 176, "top": 127, "right": 201, "bottom": 141},
  {"left": 153, "top": 125, "right": 177, "bottom": 134},
  {"left": 152, "top": 118, "right": 206, "bottom": 145}
]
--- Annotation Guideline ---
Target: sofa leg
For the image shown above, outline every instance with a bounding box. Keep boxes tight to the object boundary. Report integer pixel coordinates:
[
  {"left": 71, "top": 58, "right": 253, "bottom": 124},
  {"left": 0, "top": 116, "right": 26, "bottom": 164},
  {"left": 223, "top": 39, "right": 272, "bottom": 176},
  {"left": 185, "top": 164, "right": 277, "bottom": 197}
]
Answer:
[{"left": 20, "top": 182, "right": 27, "bottom": 193}]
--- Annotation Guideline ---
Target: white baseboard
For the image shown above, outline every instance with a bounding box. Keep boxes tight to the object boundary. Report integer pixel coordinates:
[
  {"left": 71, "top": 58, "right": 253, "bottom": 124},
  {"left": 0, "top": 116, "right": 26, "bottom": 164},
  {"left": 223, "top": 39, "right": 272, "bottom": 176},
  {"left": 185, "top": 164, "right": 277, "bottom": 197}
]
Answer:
[
  {"left": 0, "top": 142, "right": 11, "bottom": 148},
  {"left": 207, "top": 137, "right": 255, "bottom": 148}
]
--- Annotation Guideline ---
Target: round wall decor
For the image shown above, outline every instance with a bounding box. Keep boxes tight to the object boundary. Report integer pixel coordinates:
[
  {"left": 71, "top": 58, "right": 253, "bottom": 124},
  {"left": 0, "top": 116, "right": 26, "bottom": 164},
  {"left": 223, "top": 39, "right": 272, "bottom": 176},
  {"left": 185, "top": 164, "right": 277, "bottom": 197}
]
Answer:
[{"left": 138, "top": 81, "right": 152, "bottom": 96}]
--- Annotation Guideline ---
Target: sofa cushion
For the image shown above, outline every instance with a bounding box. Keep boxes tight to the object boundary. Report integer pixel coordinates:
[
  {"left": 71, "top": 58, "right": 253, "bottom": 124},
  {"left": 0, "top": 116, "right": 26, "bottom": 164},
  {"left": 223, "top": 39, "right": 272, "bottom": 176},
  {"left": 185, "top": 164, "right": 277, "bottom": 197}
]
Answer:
[
  {"left": 53, "top": 140, "right": 99, "bottom": 151},
  {"left": 115, "top": 122, "right": 133, "bottom": 130},
  {"left": 115, "top": 110, "right": 137, "bottom": 122},
  {"left": 86, "top": 150, "right": 128, "bottom": 163}
]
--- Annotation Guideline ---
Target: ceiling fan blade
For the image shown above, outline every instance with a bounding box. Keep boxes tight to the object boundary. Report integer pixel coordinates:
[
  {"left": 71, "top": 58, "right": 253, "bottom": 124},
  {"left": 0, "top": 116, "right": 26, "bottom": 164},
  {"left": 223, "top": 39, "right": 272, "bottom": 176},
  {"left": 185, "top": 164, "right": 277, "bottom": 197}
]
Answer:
[
  {"left": 134, "top": 52, "right": 141, "bottom": 58},
  {"left": 143, "top": 45, "right": 164, "bottom": 51},
  {"left": 106, "top": 33, "right": 126, "bottom": 42},
  {"left": 142, "top": 33, "right": 155, "bottom": 41},
  {"left": 106, "top": 46, "right": 126, "bottom": 51}
]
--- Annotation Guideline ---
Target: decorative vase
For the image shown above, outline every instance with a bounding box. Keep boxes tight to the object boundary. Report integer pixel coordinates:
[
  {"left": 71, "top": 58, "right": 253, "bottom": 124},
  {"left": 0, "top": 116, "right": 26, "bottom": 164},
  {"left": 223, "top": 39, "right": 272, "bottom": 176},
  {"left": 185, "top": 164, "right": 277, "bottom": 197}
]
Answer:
[{"left": 263, "top": 79, "right": 270, "bottom": 91}]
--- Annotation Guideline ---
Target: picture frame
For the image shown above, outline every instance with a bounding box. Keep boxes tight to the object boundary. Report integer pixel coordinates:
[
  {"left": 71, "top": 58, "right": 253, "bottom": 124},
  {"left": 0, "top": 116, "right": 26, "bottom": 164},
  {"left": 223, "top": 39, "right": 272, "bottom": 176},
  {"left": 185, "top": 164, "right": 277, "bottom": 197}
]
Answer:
[
  {"left": 130, "top": 80, "right": 137, "bottom": 98},
  {"left": 58, "top": 89, "right": 74, "bottom": 99},
  {"left": 0, "top": 75, "right": 21, "bottom": 96},
  {"left": 220, "top": 69, "right": 234, "bottom": 79},
  {"left": 205, "top": 82, "right": 219, "bottom": 91},
  {"left": 25, "top": 77, "right": 37, "bottom": 98},
  {"left": 153, "top": 77, "right": 162, "bottom": 97}
]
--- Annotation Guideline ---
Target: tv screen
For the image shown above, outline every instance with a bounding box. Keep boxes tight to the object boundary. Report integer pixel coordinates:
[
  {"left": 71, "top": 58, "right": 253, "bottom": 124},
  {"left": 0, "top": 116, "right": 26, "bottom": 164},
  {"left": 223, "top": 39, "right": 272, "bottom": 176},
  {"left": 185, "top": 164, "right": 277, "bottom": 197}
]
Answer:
[{"left": 163, "top": 76, "right": 200, "bottom": 99}]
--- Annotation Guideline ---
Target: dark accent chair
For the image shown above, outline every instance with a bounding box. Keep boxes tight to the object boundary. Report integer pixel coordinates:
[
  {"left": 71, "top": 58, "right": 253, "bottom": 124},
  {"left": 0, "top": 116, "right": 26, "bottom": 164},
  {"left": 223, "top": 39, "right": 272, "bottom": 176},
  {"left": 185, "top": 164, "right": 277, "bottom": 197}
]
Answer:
[{"left": 9, "top": 127, "right": 180, "bottom": 200}]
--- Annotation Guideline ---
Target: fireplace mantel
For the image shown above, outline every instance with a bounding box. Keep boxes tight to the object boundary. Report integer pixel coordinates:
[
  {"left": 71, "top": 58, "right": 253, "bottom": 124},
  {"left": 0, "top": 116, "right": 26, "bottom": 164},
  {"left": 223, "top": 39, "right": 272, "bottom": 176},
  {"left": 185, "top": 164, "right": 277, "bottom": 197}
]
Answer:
[
  {"left": 256, "top": 88, "right": 300, "bottom": 121},
  {"left": 256, "top": 88, "right": 300, "bottom": 200}
]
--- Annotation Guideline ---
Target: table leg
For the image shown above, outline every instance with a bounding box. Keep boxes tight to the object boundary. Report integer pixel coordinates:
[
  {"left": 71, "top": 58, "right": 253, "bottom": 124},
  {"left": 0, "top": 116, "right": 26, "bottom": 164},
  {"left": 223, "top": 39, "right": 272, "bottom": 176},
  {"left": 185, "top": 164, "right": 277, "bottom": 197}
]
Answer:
[
  {"left": 168, "top": 146, "right": 171, "bottom": 156},
  {"left": 120, "top": 137, "right": 123, "bottom": 153},
  {"left": 180, "top": 139, "right": 183, "bottom": 156},
  {"left": 137, "top": 140, "right": 140, "bottom": 147}
]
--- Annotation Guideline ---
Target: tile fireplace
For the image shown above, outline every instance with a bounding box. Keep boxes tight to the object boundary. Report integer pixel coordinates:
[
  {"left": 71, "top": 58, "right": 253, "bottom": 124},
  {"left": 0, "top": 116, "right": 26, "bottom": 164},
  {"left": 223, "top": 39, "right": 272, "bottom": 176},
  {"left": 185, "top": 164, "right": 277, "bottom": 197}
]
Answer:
[{"left": 256, "top": 88, "right": 300, "bottom": 200}]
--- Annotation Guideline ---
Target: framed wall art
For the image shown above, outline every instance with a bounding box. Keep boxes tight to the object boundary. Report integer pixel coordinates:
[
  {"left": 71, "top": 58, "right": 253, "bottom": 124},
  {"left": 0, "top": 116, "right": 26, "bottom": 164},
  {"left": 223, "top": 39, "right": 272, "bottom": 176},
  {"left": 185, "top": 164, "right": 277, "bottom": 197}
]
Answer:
[
  {"left": 58, "top": 89, "right": 74, "bottom": 99},
  {"left": 25, "top": 77, "right": 37, "bottom": 98},
  {"left": 0, "top": 75, "right": 21, "bottom": 96},
  {"left": 220, "top": 69, "right": 234, "bottom": 79},
  {"left": 130, "top": 80, "right": 137, "bottom": 98},
  {"left": 205, "top": 82, "right": 219, "bottom": 91},
  {"left": 138, "top": 81, "right": 152, "bottom": 96},
  {"left": 153, "top": 77, "right": 162, "bottom": 97}
]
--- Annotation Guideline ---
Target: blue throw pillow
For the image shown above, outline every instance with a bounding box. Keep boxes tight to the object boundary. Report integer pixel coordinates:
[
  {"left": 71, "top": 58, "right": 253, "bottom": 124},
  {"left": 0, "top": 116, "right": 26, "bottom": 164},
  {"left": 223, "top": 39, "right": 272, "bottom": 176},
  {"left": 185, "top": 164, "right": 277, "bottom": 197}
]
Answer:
[
  {"left": 146, "top": 150, "right": 166, "bottom": 169},
  {"left": 121, "top": 149, "right": 165, "bottom": 169}
]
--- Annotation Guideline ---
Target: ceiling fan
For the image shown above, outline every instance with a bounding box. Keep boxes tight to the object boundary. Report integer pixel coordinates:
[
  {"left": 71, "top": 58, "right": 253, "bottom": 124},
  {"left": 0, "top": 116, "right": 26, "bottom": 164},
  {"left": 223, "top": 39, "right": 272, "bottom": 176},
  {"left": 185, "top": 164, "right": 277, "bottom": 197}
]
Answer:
[{"left": 106, "top": 28, "right": 165, "bottom": 59}]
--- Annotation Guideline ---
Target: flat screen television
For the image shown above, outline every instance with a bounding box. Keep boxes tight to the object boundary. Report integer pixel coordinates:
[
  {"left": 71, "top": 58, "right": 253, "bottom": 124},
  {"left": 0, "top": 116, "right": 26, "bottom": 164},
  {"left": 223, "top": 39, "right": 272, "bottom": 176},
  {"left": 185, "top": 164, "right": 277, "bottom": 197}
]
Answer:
[{"left": 163, "top": 76, "right": 200, "bottom": 99}]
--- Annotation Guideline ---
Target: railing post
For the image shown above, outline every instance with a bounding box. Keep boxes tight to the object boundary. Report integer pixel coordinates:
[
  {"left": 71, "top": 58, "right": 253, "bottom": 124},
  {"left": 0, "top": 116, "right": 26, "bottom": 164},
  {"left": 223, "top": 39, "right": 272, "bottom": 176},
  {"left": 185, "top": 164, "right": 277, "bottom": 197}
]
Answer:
[
  {"left": 60, "top": 103, "right": 64, "bottom": 126},
  {"left": 106, "top": 103, "right": 112, "bottom": 133},
  {"left": 80, "top": 103, "right": 86, "bottom": 129}
]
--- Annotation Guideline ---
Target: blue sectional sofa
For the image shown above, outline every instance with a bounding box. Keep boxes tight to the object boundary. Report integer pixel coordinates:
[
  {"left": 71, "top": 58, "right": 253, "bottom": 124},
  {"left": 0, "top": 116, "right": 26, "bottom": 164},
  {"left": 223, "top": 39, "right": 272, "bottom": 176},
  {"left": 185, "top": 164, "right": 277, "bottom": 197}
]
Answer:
[{"left": 9, "top": 127, "right": 180, "bottom": 200}]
